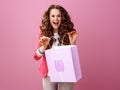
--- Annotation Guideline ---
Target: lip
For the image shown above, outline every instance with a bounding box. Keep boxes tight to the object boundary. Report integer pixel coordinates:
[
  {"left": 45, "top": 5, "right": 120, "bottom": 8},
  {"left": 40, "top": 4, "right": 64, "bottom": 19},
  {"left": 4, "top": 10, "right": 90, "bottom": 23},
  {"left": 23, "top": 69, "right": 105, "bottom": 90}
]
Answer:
[{"left": 53, "top": 21, "right": 59, "bottom": 26}]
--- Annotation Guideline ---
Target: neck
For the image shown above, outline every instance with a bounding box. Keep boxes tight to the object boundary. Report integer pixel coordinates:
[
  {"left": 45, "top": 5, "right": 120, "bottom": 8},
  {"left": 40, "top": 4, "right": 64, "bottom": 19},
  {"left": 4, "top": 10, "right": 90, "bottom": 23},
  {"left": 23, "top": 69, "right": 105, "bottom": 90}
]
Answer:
[{"left": 54, "top": 29, "right": 58, "bottom": 33}]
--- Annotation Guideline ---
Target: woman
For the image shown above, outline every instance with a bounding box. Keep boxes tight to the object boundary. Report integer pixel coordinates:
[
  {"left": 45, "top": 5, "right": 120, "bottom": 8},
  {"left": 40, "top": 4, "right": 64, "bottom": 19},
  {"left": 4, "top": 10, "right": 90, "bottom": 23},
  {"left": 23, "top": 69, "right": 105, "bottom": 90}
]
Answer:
[{"left": 34, "top": 4, "right": 78, "bottom": 90}]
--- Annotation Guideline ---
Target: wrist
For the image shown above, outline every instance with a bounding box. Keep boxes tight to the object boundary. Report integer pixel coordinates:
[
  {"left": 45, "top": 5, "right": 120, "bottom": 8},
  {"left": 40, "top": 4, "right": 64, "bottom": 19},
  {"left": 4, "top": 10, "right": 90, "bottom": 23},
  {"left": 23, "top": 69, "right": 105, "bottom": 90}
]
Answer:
[
  {"left": 40, "top": 46, "right": 46, "bottom": 52},
  {"left": 38, "top": 48, "right": 44, "bottom": 54},
  {"left": 36, "top": 48, "right": 44, "bottom": 56},
  {"left": 70, "top": 42, "right": 76, "bottom": 45}
]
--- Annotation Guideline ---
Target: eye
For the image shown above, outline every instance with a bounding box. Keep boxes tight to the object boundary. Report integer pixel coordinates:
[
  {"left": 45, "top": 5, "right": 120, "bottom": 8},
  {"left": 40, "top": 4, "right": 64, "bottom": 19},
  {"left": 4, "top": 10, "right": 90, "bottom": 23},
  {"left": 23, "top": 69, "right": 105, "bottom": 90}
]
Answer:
[
  {"left": 51, "top": 15, "right": 55, "bottom": 17},
  {"left": 57, "top": 15, "right": 61, "bottom": 17}
]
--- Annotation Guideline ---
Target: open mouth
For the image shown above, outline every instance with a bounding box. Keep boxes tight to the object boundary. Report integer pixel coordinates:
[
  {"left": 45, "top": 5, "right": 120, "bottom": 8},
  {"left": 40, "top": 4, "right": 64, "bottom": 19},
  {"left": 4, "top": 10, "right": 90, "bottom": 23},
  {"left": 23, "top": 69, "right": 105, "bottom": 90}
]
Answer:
[{"left": 53, "top": 22, "right": 59, "bottom": 26}]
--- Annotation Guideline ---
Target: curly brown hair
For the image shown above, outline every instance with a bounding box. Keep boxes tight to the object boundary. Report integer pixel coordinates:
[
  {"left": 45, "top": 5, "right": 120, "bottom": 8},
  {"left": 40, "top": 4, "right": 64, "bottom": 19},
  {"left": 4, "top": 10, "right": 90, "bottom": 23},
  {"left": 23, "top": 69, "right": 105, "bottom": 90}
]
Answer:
[{"left": 40, "top": 4, "right": 75, "bottom": 48}]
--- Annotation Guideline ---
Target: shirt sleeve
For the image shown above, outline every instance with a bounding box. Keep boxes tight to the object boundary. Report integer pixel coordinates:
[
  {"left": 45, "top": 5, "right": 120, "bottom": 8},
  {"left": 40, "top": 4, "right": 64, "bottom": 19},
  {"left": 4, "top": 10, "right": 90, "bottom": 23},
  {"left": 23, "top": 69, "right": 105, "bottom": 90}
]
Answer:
[{"left": 33, "top": 30, "right": 43, "bottom": 60}]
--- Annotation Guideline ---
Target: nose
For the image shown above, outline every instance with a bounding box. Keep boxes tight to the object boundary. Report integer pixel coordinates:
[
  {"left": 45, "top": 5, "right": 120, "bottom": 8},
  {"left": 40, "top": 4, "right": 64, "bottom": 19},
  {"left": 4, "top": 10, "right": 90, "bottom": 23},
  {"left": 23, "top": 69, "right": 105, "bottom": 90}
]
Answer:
[{"left": 55, "top": 16, "right": 58, "bottom": 20}]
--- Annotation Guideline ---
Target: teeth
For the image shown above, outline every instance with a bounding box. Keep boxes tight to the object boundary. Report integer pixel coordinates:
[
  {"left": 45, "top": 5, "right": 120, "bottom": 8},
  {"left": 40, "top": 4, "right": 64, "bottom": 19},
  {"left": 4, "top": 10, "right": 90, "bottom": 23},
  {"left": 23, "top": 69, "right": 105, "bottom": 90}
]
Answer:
[
  {"left": 54, "top": 22, "right": 58, "bottom": 24},
  {"left": 53, "top": 22, "right": 59, "bottom": 25}
]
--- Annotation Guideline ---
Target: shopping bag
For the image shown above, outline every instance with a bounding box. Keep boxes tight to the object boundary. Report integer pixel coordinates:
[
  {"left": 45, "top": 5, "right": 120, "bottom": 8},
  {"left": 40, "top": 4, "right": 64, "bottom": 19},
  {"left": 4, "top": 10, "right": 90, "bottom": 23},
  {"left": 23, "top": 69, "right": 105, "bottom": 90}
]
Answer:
[{"left": 45, "top": 45, "right": 82, "bottom": 82}]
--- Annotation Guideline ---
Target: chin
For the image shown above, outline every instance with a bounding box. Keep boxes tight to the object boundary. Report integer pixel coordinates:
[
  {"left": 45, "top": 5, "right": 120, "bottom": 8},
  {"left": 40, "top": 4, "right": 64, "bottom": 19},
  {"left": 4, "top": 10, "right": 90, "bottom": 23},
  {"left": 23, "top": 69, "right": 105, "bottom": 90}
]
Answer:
[{"left": 52, "top": 26, "right": 59, "bottom": 30}]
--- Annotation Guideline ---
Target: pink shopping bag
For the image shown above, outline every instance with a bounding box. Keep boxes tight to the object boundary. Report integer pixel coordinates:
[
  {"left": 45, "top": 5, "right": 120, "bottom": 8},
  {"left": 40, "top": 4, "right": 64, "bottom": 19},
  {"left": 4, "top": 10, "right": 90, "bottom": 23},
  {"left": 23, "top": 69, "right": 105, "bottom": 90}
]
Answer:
[{"left": 45, "top": 45, "right": 82, "bottom": 82}]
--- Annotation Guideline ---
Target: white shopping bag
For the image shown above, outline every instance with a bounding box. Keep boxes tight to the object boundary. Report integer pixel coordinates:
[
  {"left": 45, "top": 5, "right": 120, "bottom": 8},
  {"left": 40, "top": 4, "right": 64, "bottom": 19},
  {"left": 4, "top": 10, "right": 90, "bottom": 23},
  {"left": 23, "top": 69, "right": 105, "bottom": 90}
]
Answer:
[{"left": 45, "top": 45, "right": 82, "bottom": 82}]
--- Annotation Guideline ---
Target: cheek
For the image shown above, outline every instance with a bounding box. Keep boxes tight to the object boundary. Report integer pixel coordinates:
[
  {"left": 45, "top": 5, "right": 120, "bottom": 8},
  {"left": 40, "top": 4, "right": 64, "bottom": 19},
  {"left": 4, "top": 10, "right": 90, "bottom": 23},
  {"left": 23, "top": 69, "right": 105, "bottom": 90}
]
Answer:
[
  {"left": 59, "top": 18, "right": 62, "bottom": 23},
  {"left": 50, "top": 18, "right": 53, "bottom": 23},
  {"left": 50, "top": 16, "right": 53, "bottom": 20}
]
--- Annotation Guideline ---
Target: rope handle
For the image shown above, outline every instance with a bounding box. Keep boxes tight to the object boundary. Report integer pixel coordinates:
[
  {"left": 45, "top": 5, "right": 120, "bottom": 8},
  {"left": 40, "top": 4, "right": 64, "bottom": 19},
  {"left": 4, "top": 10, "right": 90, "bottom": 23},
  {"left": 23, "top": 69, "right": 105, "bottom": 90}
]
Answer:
[{"left": 48, "top": 33, "right": 68, "bottom": 48}]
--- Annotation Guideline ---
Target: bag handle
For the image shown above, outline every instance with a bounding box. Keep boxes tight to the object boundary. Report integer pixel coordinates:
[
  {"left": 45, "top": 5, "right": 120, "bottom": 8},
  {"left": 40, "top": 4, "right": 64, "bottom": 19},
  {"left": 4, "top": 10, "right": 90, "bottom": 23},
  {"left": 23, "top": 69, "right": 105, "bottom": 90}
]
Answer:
[
  {"left": 48, "top": 33, "right": 68, "bottom": 48},
  {"left": 61, "top": 33, "right": 68, "bottom": 45}
]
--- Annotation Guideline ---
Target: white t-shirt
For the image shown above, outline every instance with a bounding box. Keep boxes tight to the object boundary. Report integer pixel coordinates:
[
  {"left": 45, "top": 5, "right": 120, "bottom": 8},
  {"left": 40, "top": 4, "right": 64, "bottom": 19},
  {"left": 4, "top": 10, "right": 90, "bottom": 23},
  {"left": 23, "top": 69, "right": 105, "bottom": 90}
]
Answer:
[{"left": 52, "top": 32, "right": 60, "bottom": 47}]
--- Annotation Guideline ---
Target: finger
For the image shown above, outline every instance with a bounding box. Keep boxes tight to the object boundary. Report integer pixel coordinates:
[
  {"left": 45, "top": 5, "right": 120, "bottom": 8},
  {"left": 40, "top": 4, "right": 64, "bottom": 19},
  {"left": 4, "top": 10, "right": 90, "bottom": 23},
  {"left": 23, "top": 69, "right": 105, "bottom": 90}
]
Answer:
[
  {"left": 71, "top": 31, "right": 77, "bottom": 34},
  {"left": 41, "top": 36, "right": 49, "bottom": 41},
  {"left": 39, "top": 40, "right": 42, "bottom": 43},
  {"left": 41, "top": 36, "right": 49, "bottom": 39},
  {"left": 46, "top": 37, "right": 51, "bottom": 40},
  {"left": 44, "top": 37, "right": 51, "bottom": 42},
  {"left": 67, "top": 33, "right": 71, "bottom": 38}
]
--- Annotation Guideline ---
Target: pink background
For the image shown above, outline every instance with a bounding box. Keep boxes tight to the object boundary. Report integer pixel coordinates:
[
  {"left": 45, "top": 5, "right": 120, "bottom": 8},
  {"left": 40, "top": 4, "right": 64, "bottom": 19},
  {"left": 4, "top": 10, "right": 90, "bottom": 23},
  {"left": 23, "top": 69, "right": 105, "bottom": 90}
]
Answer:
[{"left": 0, "top": 0, "right": 120, "bottom": 90}]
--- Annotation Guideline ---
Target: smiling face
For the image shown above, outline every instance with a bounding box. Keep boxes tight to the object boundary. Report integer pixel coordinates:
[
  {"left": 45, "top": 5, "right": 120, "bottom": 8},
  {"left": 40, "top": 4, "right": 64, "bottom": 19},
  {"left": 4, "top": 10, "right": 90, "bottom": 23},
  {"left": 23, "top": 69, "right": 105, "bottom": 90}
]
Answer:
[{"left": 49, "top": 8, "right": 62, "bottom": 32}]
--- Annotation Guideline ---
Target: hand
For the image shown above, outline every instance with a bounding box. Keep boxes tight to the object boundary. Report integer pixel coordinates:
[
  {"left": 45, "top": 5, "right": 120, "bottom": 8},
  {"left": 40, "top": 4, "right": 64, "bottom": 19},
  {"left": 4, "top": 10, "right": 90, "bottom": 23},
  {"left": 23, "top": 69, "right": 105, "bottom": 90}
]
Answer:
[
  {"left": 39, "top": 36, "right": 51, "bottom": 49},
  {"left": 68, "top": 31, "right": 78, "bottom": 45}
]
